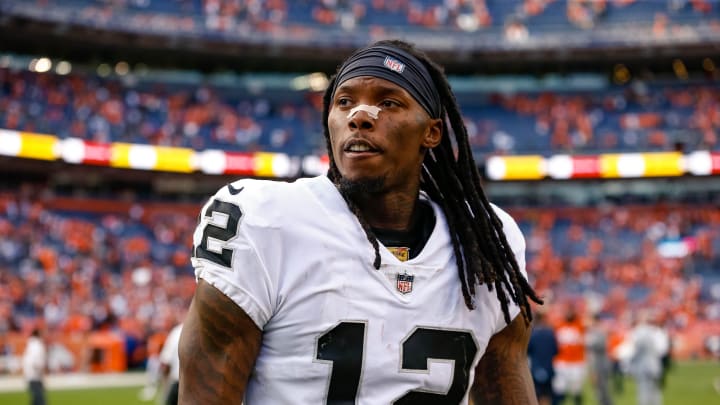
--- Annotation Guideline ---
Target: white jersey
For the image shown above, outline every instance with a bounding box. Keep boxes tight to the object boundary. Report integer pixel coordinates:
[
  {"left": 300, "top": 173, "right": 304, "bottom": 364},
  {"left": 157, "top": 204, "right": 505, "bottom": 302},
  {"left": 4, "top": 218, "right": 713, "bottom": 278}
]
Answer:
[{"left": 191, "top": 175, "right": 526, "bottom": 405}]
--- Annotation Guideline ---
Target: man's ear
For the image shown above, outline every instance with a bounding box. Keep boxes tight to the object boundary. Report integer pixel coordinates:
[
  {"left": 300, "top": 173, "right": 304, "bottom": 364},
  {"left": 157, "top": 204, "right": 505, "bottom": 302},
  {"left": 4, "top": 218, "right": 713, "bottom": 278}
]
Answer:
[{"left": 422, "top": 118, "right": 442, "bottom": 149}]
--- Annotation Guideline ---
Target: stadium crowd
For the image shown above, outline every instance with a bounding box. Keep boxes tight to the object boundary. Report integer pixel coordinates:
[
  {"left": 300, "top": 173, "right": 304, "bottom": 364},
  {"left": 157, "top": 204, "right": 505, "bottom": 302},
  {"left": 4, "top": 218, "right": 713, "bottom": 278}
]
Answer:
[
  {"left": 0, "top": 181, "right": 718, "bottom": 375},
  {"left": 0, "top": 67, "right": 322, "bottom": 156},
  {"left": 6, "top": 0, "right": 717, "bottom": 35},
  {"left": 1, "top": 66, "right": 719, "bottom": 158},
  {"left": 0, "top": 186, "right": 196, "bottom": 374}
]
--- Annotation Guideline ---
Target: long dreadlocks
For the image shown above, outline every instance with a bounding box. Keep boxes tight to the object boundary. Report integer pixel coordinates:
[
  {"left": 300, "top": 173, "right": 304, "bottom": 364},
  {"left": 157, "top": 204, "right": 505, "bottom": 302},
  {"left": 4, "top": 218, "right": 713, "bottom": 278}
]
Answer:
[{"left": 322, "top": 39, "right": 542, "bottom": 325}]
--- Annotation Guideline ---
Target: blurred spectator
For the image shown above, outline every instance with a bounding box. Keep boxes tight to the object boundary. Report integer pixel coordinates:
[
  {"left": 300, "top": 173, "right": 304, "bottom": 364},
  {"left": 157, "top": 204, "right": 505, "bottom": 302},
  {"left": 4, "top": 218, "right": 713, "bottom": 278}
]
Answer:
[
  {"left": 553, "top": 305, "right": 586, "bottom": 405},
  {"left": 607, "top": 324, "right": 627, "bottom": 395},
  {"left": 707, "top": 335, "right": 720, "bottom": 393},
  {"left": 567, "top": 0, "right": 607, "bottom": 29},
  {"left": 626, "top": 310, "right": 670, "bottom": 405},
  {"left": 652, "top": 12, "right": 669, "bottom": 37},
  {"left": 22, "top": 329, "right": 47, "bottom": 405},
  {"left": 46, "top": 331, "right": 75, "bottom": 373},
  {"left": 159, "top": 319, "right": 184, "bottom": 405},
  {"left": 138, "top": 324, "right": 169, "bottom": 401},
  {"left": 505, "top": 19, "right": 529, "bottom": 42},
  {"left": 585, "top": 313, "right": 614, "bottom": 405},
  {"left": 528, "top": 309, "right": 559, "bottom": 405}
]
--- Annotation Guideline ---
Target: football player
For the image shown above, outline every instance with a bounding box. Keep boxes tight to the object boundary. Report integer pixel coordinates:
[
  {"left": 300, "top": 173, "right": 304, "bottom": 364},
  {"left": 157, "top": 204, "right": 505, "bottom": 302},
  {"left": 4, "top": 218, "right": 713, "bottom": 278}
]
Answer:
[{"left": 179, "top": 39, "right": 542, "bottom": 404}]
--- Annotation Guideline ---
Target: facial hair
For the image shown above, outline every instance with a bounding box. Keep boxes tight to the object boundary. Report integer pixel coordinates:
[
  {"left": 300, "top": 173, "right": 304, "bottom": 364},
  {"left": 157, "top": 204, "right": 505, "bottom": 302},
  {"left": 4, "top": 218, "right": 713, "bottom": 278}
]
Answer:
[{"left": 337, "top": 175, "right": 387, "bottom": 196}]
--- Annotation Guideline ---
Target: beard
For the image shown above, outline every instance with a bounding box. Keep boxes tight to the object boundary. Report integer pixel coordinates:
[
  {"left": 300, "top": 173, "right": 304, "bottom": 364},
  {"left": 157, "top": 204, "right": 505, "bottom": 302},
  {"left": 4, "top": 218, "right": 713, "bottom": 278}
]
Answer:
[{"left": 337, "top": 175, "right": 387, "bottom": 196}]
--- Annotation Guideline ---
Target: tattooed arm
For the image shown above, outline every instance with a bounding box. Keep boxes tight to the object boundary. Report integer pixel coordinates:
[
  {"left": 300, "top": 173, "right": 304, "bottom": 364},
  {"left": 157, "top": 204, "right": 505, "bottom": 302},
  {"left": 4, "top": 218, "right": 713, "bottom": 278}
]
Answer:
[
  {"left": 469, "top": 314, "right": 537, "bottom": 405},
  {"left": 178, "top": 279, "right": 262, "bottom": 404}
]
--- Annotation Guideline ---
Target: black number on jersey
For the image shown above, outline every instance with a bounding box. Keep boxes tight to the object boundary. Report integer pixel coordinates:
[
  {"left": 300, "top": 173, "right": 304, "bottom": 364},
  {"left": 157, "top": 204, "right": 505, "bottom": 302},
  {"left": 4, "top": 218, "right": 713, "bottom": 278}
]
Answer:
[
  {"left": 315, "top": 322, "right": 366, "bottom": 404},
  {"left": 394, "top": 328, "right": 478, "bottom": 404},
  {"left": 194, "top": 199, "right": 242, "bottom": 268},
  {"left": 315, "top": 322, "right": 477, "bottom": 404}
]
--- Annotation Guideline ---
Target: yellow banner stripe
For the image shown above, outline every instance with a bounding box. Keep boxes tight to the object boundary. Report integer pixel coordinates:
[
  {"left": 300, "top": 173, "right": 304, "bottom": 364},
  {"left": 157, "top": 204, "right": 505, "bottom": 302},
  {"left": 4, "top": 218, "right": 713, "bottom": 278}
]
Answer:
[
  {"left": 254, "top": 152, "right": 276, "bottom": 177},
  {"left": 18, "top": 132, "right": 57, "bottom": 161},
  {"left": 642, "top": 152, "right": 684, "bottom": 177},
  {"left": 600, "top": 154, "right": 621, "bottom": 178},
  {"left": 154, "top": 146, "right": 195, "bottom": 173},
  {"left": 111, "top": 143, "right": 133, "bottom": 168},
  {"left": 501, "top": 155, "right": 546, "bottom": 180}
]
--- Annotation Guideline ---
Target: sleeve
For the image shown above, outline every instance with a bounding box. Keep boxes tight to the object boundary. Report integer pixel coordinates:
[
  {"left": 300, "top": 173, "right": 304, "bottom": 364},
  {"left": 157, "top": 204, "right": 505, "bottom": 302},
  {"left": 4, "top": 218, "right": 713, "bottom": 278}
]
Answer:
[
  {"left": 489, "top": 203, "right": 528, "bottom": 335},
  {"left": 191, "top": 180, "right": 277, "bottom": 330}
]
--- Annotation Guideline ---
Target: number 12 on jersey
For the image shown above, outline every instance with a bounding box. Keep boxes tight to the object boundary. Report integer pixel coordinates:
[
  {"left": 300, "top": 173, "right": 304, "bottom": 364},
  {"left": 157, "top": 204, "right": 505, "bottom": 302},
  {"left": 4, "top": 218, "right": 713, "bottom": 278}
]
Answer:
[{"left": 315, "top": 321, "right": 478, "bottom": 405}]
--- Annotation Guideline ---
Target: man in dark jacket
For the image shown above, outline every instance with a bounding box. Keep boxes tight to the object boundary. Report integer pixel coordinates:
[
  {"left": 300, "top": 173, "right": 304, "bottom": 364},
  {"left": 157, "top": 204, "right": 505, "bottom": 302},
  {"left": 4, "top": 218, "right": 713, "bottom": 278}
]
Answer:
[{"left": 528, "top": 310, "right": 559, "bottom": 405}]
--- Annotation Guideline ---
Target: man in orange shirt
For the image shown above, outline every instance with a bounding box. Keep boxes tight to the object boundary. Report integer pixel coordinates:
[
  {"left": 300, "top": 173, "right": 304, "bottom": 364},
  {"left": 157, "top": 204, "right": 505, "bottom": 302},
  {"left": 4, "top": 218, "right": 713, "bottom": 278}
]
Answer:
[{"left": 553, "top": 306, "right": 587, "bottom": 405}]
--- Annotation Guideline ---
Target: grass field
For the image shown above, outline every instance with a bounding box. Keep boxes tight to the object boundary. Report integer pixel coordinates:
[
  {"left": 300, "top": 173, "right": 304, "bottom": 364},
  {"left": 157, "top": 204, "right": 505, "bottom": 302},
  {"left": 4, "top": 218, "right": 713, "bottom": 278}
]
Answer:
[
  {"left": 0, "top": 361, "right": 717, "bottom": 405},
  {"left": 580, "top": 360, "right": 718, "bottom": 405}
]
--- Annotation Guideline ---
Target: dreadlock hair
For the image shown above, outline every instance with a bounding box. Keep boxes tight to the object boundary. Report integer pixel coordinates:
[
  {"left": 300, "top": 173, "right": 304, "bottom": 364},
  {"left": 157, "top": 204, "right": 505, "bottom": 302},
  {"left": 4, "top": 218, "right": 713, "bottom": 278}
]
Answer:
[{"left": 322, "top": 39, "right": 542, "bottom": 325}]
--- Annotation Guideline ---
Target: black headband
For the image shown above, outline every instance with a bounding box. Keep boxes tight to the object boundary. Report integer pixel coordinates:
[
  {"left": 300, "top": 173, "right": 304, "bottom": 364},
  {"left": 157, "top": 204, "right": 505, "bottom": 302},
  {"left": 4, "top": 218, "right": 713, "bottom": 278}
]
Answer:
[{"left": 331, "top": 44, "right": 442, "bottom": 119}]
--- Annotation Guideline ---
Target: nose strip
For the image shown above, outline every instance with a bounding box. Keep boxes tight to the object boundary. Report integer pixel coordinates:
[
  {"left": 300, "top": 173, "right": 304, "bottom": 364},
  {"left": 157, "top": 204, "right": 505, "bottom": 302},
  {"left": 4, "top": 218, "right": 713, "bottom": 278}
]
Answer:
[{"left": 347, "top": 105, "right": 382, "bottom": 120}]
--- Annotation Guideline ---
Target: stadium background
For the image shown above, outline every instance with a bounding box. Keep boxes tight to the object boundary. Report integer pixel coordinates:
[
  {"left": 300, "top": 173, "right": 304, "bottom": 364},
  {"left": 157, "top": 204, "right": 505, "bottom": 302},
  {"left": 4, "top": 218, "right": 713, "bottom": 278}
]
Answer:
[{"left": 0, "top": 0, "right": 719, "bottom": 403}]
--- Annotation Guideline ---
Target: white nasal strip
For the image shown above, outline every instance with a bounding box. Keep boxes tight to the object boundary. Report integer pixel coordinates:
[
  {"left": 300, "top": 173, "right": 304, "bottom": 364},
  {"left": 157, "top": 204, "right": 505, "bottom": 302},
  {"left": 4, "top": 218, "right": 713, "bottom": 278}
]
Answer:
[{"left": 347, "top": 105, "right": 382, "bottom": 120}]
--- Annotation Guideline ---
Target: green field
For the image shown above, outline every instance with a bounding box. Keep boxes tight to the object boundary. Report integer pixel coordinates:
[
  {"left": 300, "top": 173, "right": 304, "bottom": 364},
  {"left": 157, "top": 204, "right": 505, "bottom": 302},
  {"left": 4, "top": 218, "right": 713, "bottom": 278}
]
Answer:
[
  {"left": 578, "top": 360, "right": 719, "bottom": 405},
  {"left": 0, "top": 385, "right": 153, "bottom": 405},
  {"left": 1, "top": 361, "right": 717, "bottom": 405}
]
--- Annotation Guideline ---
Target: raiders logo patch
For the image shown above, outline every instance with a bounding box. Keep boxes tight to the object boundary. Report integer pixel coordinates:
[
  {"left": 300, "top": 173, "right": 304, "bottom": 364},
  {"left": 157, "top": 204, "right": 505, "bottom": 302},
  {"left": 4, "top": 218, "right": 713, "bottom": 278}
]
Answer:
[{"left": 387, "top": 247, "right": 410, "bottom": 262}]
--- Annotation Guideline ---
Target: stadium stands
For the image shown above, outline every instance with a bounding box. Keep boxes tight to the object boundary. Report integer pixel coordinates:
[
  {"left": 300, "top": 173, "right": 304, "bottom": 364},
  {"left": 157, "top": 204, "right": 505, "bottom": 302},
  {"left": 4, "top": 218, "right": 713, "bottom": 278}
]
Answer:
[
  {"left": 3, "top": 0, "right": 718, "bottom": 35},
  {"left": 0, "top": 188, "right": 196, "bottom": 373},
  {"left": 1, "top": 66, "right": 719, "bottom": 159},
  {"left": 0, "top": 67, "right": 324, "bottom": 157},
  {"left": 2, "top": 0, "right": 720, "bottom": 57}
]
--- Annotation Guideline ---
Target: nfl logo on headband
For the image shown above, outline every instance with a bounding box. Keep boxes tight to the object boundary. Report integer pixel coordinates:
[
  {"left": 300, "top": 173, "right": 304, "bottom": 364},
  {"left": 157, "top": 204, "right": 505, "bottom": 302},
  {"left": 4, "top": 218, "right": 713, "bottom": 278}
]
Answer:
[{"left": 383, "top": 56, "right": 405, "bottom": 73}]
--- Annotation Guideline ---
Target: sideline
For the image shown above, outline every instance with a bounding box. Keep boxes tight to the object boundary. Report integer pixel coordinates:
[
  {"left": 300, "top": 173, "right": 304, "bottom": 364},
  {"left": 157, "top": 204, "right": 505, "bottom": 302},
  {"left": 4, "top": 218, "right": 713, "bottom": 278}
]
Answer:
[{"left": 0, "top": 372, "right": 146, "bottom": 392}]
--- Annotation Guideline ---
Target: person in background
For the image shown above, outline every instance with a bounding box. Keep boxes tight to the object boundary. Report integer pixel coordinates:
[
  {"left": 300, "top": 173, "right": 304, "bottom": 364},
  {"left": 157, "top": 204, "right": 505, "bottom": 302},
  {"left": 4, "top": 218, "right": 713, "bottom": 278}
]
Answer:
[
  {"left": 585, "top": 313, "right": 614, "bottom": 405},
  {"left": 607, "top": 326, "right": 627, "bottom": 395},
  {"left": 22, "top": 329, "right": 47, "bottom": 405},
  {"left": 657, "top": 314, "right": 672, "bottom": 391},
  {"left": 705, "top": 335, "right": 720, "bottom": 394},
  {"left": 528, "top": 309, "right": 559, "bottom": 405},
  {"left": 627, "top": 310, "right": 669, "bottom": 405},
  {"left": 553, "top": 305, "right": 586, "bottom": 405},
  {"left": 138, "top": 328, "right": 168, "bottom": 402},
  {"left": 159, "top": 321, "right": 183, "bottom": 405}
]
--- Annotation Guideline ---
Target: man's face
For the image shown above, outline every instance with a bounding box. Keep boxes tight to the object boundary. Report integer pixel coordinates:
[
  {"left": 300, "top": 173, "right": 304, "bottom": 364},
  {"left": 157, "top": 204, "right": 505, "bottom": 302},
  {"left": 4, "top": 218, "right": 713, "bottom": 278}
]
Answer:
[{"left": 328, "top": 76, "right": 441, "bottom": 194}]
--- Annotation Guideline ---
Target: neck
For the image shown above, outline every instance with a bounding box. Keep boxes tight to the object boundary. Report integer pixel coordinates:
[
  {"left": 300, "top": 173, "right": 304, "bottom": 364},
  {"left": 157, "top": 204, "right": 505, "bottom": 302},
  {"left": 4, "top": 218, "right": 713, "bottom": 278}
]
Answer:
[{"left": 351, "top": 188, "right": 421, "bottom": 231}]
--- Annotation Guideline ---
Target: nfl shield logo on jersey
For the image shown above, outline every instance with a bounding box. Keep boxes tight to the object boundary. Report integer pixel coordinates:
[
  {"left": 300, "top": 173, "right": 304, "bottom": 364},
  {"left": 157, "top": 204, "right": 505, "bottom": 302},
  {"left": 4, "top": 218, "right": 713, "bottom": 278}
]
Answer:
[{"left": 396, "top": 273, "right": 414, "bottom": 295}]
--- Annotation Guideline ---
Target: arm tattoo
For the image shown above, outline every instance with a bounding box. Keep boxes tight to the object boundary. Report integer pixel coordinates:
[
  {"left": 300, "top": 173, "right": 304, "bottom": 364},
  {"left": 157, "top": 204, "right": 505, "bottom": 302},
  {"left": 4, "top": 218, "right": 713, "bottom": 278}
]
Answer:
[
  {"left": 470, "top": 315, "right": 537, "bottom": 405},
  {"left": 178, "top": 279, "right": 262, "bottom": 404}
]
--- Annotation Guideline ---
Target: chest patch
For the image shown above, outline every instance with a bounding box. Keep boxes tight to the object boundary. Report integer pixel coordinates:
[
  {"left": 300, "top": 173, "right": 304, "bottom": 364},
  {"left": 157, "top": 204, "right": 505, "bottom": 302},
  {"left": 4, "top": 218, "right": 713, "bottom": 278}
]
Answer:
[{"left": 396, "top": 272, "right": 415, "bottom": 295}]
